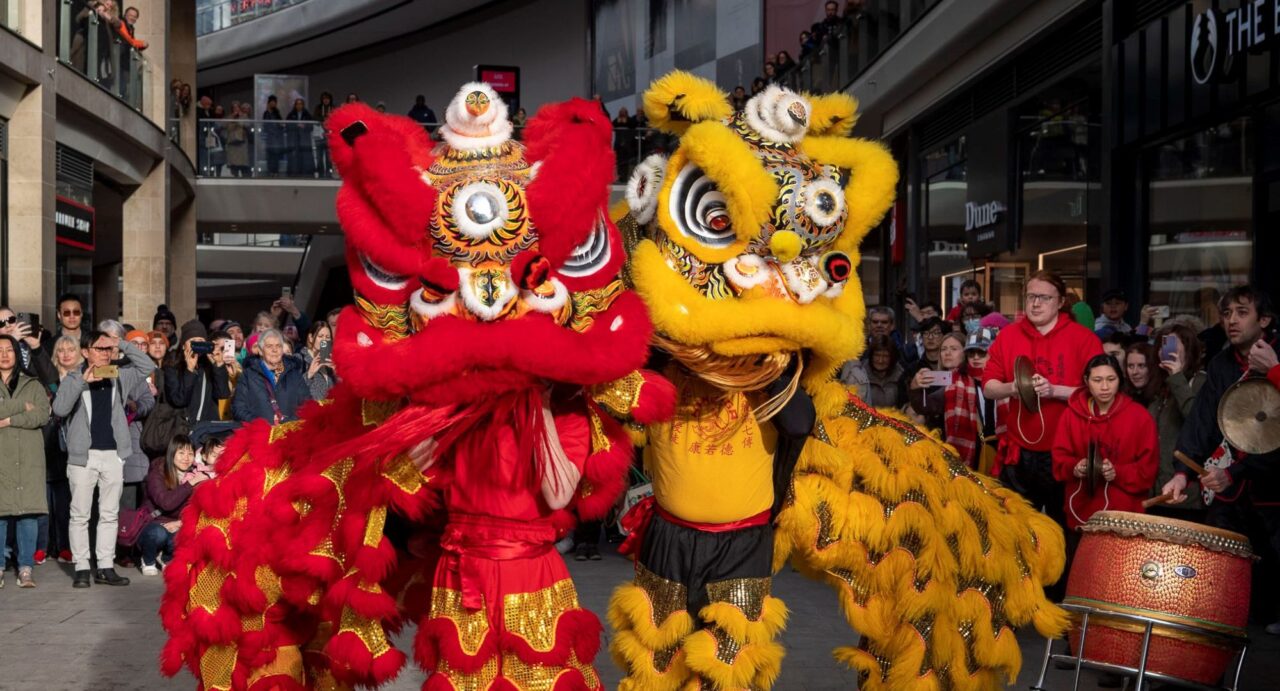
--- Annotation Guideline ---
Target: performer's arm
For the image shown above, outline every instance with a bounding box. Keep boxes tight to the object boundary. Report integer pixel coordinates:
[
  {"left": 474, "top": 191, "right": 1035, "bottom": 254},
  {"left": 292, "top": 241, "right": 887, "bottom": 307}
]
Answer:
[
  {"left": 768, "top": 359, "right": 814, "bottom": 518},
  {"left": 1173, "top": 367, "right": 1226, "bottom": 478}
]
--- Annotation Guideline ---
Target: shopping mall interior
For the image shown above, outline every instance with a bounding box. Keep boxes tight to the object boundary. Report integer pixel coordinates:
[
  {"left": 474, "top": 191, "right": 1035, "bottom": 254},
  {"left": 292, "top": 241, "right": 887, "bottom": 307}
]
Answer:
[{"left": 2, "top": 0, "right": 1280, "bottom": 689}]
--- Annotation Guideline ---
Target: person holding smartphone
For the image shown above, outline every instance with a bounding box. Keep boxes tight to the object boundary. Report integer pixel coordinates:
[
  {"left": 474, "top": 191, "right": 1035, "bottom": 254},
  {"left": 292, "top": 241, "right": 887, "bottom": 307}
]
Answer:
[
  {"left": 906, "top": 330, "right": 964, "bottom": 431},
  {"left": 164, "top": 320, "right": 231, "bottom": 427},
  {"left": 0, "top": 307, "right": 57, "bottom": 387},
  {"left": 299, "top": 321, "right": 336, "bottom": 401}
]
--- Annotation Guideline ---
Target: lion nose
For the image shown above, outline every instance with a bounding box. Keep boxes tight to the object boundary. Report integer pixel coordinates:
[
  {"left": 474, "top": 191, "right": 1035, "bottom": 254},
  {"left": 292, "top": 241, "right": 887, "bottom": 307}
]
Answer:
[{"left": 462, "top": 268, "right": 517, "bottom": 320}]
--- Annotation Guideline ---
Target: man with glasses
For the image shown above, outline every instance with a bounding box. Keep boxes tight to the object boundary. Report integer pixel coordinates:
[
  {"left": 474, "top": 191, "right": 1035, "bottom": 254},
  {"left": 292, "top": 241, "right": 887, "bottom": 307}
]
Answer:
[
  {"left": 982, "top": 271, "right": 1102, "bottom": 544},
  {"left": 42, "top": 294, "right": 86, "bottom": 359},
  {"left": 52, "top": 330, "right": 156, "bottom": 588}
]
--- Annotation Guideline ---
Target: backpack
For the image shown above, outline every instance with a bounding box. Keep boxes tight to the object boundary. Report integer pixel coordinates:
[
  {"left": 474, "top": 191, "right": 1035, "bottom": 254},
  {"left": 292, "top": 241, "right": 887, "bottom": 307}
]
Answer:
[{"left": 141, "top": 402, "right": 190, "bottom": 457}]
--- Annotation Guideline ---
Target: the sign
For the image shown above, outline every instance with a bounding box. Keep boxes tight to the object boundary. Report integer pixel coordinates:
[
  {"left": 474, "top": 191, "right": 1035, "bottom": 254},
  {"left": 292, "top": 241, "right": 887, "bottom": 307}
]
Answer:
[
  {"left": 476, "top": 65, "right": 520, "bottom": 113},
  {"left": 1190, "top": 1, "right": 1279, "bottom": 85},
  {"left": 965, "top": 201, "right": 1005, "bottom": 235},
  {"left": 55, "top": 196, "right": 95, "bottom": 251},
  {"left": 964, "top": 109, "right": 1014, "bottom": 258}
]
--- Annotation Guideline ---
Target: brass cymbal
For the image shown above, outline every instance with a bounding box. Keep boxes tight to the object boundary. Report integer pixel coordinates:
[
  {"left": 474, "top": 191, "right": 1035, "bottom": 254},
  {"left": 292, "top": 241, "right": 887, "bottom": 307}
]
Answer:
[
  {"left": 1086, "top": 439, "right": 1101, "bottom": 494},
  {"left": 1218, "top": 378, "right": 1280, "bottom": 455},
  {"left": 1014, "top": 355, "right": 1040, "bottom": 412}
]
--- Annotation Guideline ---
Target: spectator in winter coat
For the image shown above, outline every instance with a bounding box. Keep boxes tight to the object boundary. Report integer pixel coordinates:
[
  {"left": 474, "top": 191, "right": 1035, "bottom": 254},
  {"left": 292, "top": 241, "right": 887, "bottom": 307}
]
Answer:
[
  {"left": 844, "top": 335, "right": 904, "bottom": 408},
  {"left": 944, "top": 328, "right": 1008, "bottom": 474},
  {"left": 233, "top": 329, "right": 312, "bottom": 425},
  {"left": 137, "top": 434, "right": 205, "bottom": 575},
  {"left": 907, "top": 331, "right": 964, "bottom": 431},
  {"left": 37, "top": 335, "right": 83, "bottom": 566},
  {"left": 298, "top": 321, "right": 336, "bottom": 402},
  {"left": 0, "top": 335, "right": 52, "bottom": 588},
  {"left": 1052, "top": 354, "right": 1159, "bottom": 532},
  {"left": 164, "top": 320, "right": 230, "bottom": 426}
]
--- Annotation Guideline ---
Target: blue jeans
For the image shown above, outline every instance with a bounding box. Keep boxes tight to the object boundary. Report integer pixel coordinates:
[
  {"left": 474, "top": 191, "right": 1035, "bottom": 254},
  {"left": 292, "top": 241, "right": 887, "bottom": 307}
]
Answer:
[
  {"left": 0, "top": 516, "right": 39, "bottom": 569},
  {"left": 137, "top": 522, "right": 176, "bottom": 567}
]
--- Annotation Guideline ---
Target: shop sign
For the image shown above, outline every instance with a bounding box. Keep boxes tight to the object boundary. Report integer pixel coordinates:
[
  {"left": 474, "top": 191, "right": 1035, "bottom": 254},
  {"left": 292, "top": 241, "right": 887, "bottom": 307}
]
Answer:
[
  {"left": 55, "top": 196, "right": 95, "bottom": 251},
  {"left": 1191, "top": 1, "right": 1279, "bottom": 85},
  {"left": 964, "top": 110, "right": 1013, "bottom": 259},
  {"left": 965, "top": 201, "right": 1005, "bottom": 238}
]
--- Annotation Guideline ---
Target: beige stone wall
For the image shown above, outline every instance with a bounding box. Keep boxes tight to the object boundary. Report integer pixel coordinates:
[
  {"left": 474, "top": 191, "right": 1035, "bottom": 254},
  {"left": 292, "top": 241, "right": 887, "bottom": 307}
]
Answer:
[{"left": 7, "top": 81, "right": 56, "bottom": 318}]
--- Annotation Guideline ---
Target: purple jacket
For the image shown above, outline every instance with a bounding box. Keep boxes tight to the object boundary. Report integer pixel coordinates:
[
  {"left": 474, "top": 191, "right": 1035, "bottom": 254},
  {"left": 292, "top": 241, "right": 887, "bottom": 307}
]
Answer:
[{"left": 142, "top": 458, "right": 194, "bottom": 524}]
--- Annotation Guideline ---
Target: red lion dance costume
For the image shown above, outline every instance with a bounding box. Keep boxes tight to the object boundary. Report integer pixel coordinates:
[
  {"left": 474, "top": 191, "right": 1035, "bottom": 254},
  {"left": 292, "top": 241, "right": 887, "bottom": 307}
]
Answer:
[{"left": 160, "top": 83, "right": 672, "bottom": 690}]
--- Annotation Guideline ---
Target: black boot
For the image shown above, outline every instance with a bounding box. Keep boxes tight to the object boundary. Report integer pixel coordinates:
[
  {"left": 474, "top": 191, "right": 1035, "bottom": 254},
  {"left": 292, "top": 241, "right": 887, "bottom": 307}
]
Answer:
[
  {"left": 94, "top": 568, "right": 130, "bottom": 586},
  {"left": 73, "top": 570, "right": 91, "bottom": 588}
]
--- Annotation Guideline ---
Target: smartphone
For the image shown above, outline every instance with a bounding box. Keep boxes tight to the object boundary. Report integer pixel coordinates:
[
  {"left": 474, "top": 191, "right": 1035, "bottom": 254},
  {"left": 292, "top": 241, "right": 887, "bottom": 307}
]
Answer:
[
  {"left": 927, "top": 370, "right": 954, "bottom": 387},
  {"left": 16, "top": 312, "right": 39, "bottom": 333},
  {"left": 1155, "top": 305, "right": 1171, "bottom": 319},
  {"left": 190, "top": 340, "right": 214, "bottom": 355},
  {"left": 222, "top": 340, "right": 236, "bottom": 360},
  {"left": 1160, "top": 335, "right": 1178, "bottom": 362},
  {"left": 317, "top": 339, "right": 333, "bottom": 362},
  {"left": 93, "top": 365, "right": 119, "bottom": 379},
  {"left": 281, "top": 286, "right": 293, "bottom": 299}
]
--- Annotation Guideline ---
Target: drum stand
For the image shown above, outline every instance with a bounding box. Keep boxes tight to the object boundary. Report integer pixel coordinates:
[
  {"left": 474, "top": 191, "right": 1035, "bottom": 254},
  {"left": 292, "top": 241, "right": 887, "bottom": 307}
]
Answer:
[{"left": 1030, "top": 603, "right": 1250, "bottom": 691}]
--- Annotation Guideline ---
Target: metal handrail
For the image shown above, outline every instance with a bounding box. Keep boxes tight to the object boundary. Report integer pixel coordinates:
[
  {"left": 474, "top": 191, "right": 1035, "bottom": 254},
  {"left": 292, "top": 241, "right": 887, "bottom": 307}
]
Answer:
[{"left": 196, "top": 0, "right": 313, "bottom": 36}]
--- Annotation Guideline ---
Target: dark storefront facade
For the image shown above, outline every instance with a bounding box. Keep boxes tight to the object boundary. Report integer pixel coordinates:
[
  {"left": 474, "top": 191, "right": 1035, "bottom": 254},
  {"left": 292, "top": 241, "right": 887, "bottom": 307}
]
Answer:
[{"left": 877, "top": 0, "right": 1279, "bottom": 327}]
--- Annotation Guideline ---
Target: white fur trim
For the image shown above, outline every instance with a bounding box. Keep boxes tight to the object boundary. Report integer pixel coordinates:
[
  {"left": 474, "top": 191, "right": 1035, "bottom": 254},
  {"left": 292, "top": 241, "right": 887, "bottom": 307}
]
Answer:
[
  {"left": 358, "top": 252, "right": 410, "bottom": 291},
  {"left": 722, "top": 253, "right": 776, "bottom": 292},
  {"left": 457, "top": 267, "right": 518, "bottom": 322},
  {"left": 410, "top": 288, "right": 458, "bottom": 321},
  {"left": 522, "top": 278, "right": 569, "bottom": 314},
  {"left": 802, "top": 178, "right": 845, "bottom": 227},
  {"left": 451, "top": 181, "right": 507, "bottom": 240},
  {"left": 744, "top": 85, "right": 809, "bottom": 144},
  {"left": 625, "top": 154, "right": 667, "bottom": 225},
  {"left": 778, "top": 256, "right": 829, "bottom": 305},
  {"left": 822, "top": 282, "right": 846, "bottom": 300},
  {"left": 441, "top": 82, "right": 512, "bottom": 150}
]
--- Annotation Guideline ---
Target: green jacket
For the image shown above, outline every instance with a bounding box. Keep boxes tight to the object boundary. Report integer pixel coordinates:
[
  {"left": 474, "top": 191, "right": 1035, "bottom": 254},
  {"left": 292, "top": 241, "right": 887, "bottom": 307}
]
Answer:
[
  {"left": 0, "top": 371, "right": 52, "bottom": 516},
  {"left": 1149, "top": 370, "right": 1206, "bottom": 511}
]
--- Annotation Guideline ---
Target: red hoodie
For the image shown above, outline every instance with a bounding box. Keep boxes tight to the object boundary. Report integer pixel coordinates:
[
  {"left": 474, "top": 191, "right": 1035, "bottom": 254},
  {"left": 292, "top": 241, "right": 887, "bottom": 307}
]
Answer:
[
  {"left": 1051, "top": 389, "right": 1159, "bottom": 529},
  {"left": 982, "top": 313, "right": 1102, "bottom": 452}
]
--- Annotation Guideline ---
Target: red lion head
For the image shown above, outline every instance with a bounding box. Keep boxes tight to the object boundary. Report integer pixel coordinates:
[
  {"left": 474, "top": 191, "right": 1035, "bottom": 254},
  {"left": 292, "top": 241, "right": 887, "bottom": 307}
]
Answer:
[{"left": 325, "top": 84, "right": 651, "bottom": 404}]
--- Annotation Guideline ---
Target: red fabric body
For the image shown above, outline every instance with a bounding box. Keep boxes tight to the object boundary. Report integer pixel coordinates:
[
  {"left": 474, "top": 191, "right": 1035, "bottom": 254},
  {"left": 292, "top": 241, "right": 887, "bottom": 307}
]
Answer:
[
  {"left": 982, "top": 313, "right": 1103, "bottom": 453},
  {"left": 1051, "top": 389, "right": 1159, "bottom": 529},
  {"left": 1269, "top": 364, "right": 1280, "bottom": 391}
]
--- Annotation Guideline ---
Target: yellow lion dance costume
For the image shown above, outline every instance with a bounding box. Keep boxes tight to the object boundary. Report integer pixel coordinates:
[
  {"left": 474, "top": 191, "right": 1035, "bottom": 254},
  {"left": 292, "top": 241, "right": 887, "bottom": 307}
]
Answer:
[{"left": 607, "top": 72, "right": 1069, "bottom": 691}]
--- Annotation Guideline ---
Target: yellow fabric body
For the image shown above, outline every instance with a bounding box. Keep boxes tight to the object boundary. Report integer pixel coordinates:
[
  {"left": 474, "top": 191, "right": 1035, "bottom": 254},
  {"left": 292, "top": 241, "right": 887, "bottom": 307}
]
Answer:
[{"left": 646, "top": 369, "right": 776, "bottom": 524}]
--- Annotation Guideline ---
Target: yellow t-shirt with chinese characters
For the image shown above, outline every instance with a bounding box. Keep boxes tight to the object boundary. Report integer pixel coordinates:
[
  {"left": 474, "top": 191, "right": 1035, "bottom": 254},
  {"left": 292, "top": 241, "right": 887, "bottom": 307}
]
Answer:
[{"left": 647, "top": 371, "right": 777, "bottom": 525}]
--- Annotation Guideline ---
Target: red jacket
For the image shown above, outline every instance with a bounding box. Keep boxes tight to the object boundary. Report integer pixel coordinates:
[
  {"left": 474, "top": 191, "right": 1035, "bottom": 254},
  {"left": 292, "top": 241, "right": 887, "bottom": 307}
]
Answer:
[
  {"left": 1270, "top": 365, "right": 1280, "bottom": 391},
  {"left": 1051, "top": 389, "right": 1159, "bottom": 529},
  {"left": 982, "top": 313, "right": 1102, "bottom": 452}
]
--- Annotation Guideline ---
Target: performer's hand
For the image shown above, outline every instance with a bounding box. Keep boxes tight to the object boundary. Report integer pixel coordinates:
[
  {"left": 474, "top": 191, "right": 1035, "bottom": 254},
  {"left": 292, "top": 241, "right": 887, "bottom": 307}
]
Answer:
[
  {"left": 1101, "top": 459, "right": 1116, "bottom": 482},
  {"left": 1249, "top": 340, "right": 1278, "bottom": 374},
  {"left": 1202, "top": 466, "right": 1232, "bottom": 493},
  {"left": 1162, "top": 474, "right": 1188, "bottom": 504},
  {"left": 1031, "top": 373, "right": 1053, "bottom": 398},
  {"left": 408, "top": 437, "right": 439, "bottom": 473},
  {"left": 1073, "top": 459, "right": 1087, "bottom": 478}
]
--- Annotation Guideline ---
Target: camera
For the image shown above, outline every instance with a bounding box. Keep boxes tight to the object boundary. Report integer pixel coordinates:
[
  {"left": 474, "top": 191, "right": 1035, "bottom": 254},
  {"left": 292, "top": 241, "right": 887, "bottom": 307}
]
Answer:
[{"left": 190, "top": 340, "right": 214, "bottom": 355}]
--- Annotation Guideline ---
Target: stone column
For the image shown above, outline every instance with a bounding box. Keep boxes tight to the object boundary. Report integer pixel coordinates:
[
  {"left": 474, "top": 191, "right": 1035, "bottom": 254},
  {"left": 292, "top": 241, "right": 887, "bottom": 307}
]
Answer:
[
  {"left": 7, "top": 82, "right": 56, "bottom": 320},
  {"left": 167, "top": 0, "right": 198, "bottom": 163},
  {"left": 169, "top": 197, "right": 197, "bottom": 321},
  {"left": 122, "top": 162, "right": 168, "bottom": 329},
  {"left": 132, "top": 0, "right": 172, "bottom": 129}
]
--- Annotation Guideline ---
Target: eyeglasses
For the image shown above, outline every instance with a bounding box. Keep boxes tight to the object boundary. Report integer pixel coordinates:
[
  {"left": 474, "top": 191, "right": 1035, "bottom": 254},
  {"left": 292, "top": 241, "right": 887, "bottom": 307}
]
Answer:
[
  {"left": 0, "top": 316, "right": 15, "bottom": 325},
  {"left": 61, "top": 309, "right": 82, "bottom": 316},
  {"left": 90, "top": 345, "right": 114, "bottom": 352},
  {"left": 1025, "top": 293, "right": 1059, "bottom": 305},
  {"left": 922, "top": 329, "right": 944, "bottom": 337}
]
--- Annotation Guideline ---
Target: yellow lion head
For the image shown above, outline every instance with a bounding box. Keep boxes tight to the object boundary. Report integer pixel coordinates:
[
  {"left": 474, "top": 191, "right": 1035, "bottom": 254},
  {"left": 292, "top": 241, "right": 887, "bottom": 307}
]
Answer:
[{"left": 622, "top": 71, "right": 898, "bottom": 395}]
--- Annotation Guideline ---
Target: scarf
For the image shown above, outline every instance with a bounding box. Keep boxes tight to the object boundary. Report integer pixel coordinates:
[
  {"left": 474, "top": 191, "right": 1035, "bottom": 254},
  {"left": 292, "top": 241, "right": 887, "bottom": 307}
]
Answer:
[{"left": 944, "top": 371, "right": 1007, "bottom": 470}]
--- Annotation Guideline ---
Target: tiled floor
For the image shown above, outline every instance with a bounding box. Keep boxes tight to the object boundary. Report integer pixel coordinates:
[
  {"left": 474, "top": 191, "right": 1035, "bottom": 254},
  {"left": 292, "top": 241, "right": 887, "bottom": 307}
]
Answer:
[{"left": 0, "top": 548, "right": 1274, "bottom": 690}]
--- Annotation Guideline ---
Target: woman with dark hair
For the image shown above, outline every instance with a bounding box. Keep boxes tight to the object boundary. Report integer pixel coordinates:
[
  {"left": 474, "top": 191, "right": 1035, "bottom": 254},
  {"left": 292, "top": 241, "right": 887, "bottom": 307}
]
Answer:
[
  {"left": 1122, "top": 342, "right": 1164, "bottom": 406},
  {"left": 285, "top": 97, "right": 315, "bottom": 177},
  {"left": 862, "top": 334, "right": 904, "bottom": 408},
  {"left": 774, "top": 50, "right": 798, "bottom": 79},
  {"left": 0, "top": 334, "right": 52, "bottom": 588},
  {"left": 1141, "top": 324, "right": 1207, "bottom": 518},
  {"left": 312, "top": 91, "right": 336, "bottom": 178},
  {"left": 750, "top": 77, "right": 768, "bottom": 95},
  {"left": 907, "top": 331, "right": 965, "bottom": 431},
  {"left": 299, "top": 321, "right": 336, "bottom": 401},
  {"left": 1052, "top": 354, "right": 1158, "bottom": 532},
  {"left": 137, "top": 434, "right": 206, "bottom": 575}
]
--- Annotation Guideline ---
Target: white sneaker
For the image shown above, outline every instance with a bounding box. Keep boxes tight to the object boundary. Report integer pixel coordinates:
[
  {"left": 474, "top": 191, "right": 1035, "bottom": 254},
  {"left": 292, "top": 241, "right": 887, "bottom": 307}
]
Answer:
[{"left": 140, "top": 563, "right": 160, "bottom": 576}]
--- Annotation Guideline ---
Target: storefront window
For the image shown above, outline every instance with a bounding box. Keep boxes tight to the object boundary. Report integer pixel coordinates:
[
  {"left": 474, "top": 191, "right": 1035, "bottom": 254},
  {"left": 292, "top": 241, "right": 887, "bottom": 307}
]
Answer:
[
  {"left": 922, "top": 136, "right": 968, "bottom": 309},
  {"left": 1147, "top": 118, "right": 1253, "bottom": 325}
]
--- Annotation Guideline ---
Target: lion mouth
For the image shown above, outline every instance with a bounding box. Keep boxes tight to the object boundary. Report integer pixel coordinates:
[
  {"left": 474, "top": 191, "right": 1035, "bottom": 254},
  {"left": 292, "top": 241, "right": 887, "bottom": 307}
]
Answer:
[{"left": 359, "top": 253, "right": 410, "bottom": 290}]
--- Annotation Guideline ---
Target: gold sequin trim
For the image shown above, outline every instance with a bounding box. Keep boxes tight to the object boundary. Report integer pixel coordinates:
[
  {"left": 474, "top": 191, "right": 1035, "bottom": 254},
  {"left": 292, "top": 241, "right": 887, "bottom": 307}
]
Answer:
[
  {"left": 827, "top": 567, "right": 871, "bottom": 606},
  {"left": 195, "top": 497, "right": 248, "bottom": 550},
  {"left": 815, "top": 500, "right": 838, "bottom": 549},
  {"left": 591, "top": 369, "right": 646, "bottom": 418},
  {"left": 705, "top": 577, "right": 769, "bottom": 621},
  {"left": 813, "top": 420, "right": 832, "bottom": 444},
  {"left": 503, "top": 579, "right": 580, "bottom": 653},
  {"left": 430, "top": 588, "right": 491, "bottom": 656},
  {"left": 437, "top": 656, "right": 500, "bottom": 691},
  {"left": 569, "top": 279, "right": 625, "bottom": 332},
  {"left": 189, "top": 565, "right": 227, "bottom": 615},
  {"left": 262, "top": 464, "right": 291, "bottom": 494},
  {"left": 363, "top": 506, "right": 386, "bottom": 548},
  {"left": 587, "top": 407, "right": 613, "bottom": 454},
  {"left": 710, "top": 626, "right": 743, "bottom": 666},
  {"left": 354, "top": 294, "right": 411, "bottom": 341},
  {"left": 380, "top": 452, "right": 425, "bottom": 495},
  {"left": 361, "top": 398, "right": 400, "bottom": 427},
  {"left": 653, "top": 646, "right": 679, "bottom": 674},
  {"left": 841, "top": 402, "right": 923, "bottom": 445},
  {"left": 338, "top": 607, "right": 391, "bottom": 658},
  {"left": 502, "top": 651, "right": 600, "bottom": 691},
  {"left": 199, "top": 644, "right": 237, "bottom": 691},
  {"left": 635, "top": 564, "right": 688, "bottom": 629},
  {"left": 310, "top": 668, "right": 353, "bottom": 691},
  {"left": 269, "top": 419, "right": 305, "bottom": 444},
  {"left": 245, "top": 646, "right": 304, "bottom": 687}
]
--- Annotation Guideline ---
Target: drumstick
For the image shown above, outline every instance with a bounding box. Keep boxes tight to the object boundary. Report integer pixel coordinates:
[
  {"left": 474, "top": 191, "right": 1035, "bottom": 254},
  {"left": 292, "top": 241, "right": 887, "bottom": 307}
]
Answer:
[
  {"left": 1173, "top": 451, "right": 1207, "bottom": 477},
  {"left": 1142, "top": 495, "right": 1172, "bottom": 509}
]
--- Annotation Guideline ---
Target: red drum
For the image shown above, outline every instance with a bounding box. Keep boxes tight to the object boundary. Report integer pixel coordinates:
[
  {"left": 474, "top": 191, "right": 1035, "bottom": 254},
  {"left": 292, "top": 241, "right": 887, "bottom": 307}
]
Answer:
[{"left": 1063, "top": 511, "right": 1253, "bottom": 685}]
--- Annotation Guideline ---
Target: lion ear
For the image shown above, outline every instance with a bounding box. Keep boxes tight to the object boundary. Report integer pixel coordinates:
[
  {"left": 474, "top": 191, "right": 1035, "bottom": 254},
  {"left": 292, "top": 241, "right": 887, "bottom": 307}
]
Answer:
[
  {"left": 642, "top": 71, "right": 733, "bottom": 135},
  {"left": 806, "top": 92, "right": 860, "bottom": 137}
]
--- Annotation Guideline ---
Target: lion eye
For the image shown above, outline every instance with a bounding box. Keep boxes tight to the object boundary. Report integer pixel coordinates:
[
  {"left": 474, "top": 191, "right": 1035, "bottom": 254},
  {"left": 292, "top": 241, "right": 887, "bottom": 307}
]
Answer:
[{"left": 669, "top": 164, "right": 735, "bottom": 247}]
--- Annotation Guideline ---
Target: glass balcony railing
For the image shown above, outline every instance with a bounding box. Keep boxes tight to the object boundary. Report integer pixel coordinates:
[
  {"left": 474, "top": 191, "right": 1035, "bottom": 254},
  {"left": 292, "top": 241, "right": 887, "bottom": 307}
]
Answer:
[
  {"left": 194, "top": 118, "right": 681, "bottom": 183},
  {"left": 196, "top": 0, "right": 312, "bottom": 36},
  {"left": 57, "top": 0, "right": 147, "bottom": 111},
  {"left": 2, "top": 0, "right": 22, "bottom": 35},
  {"left": 775, "top": 0, "right": 942, "bottom": 95}
]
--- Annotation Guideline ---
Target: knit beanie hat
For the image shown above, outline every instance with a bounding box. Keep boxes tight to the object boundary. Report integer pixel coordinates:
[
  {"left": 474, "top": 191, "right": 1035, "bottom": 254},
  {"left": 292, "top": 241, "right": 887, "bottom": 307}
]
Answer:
[
  {"left": 178, "top": 319, "right": 208, "bottom": 347},
  {"left": 153, "top": 304, "right": 178, "bottom": 329}
]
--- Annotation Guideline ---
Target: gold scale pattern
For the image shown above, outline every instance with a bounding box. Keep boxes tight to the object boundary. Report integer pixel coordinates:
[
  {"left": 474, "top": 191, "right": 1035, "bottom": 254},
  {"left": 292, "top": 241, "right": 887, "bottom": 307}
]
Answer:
[{"left": 503, "top": 579, "right": 581, "bottom": 652}]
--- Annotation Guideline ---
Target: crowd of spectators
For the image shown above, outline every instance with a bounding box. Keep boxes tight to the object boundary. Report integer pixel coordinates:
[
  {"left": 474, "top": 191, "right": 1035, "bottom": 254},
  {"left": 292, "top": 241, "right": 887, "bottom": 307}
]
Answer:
[
  {"left": 0, "top": 292, "right": 337, "bottom": 588},
  {"left": 840, "top": 275, "right": 1280, "bottom": 640}
]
